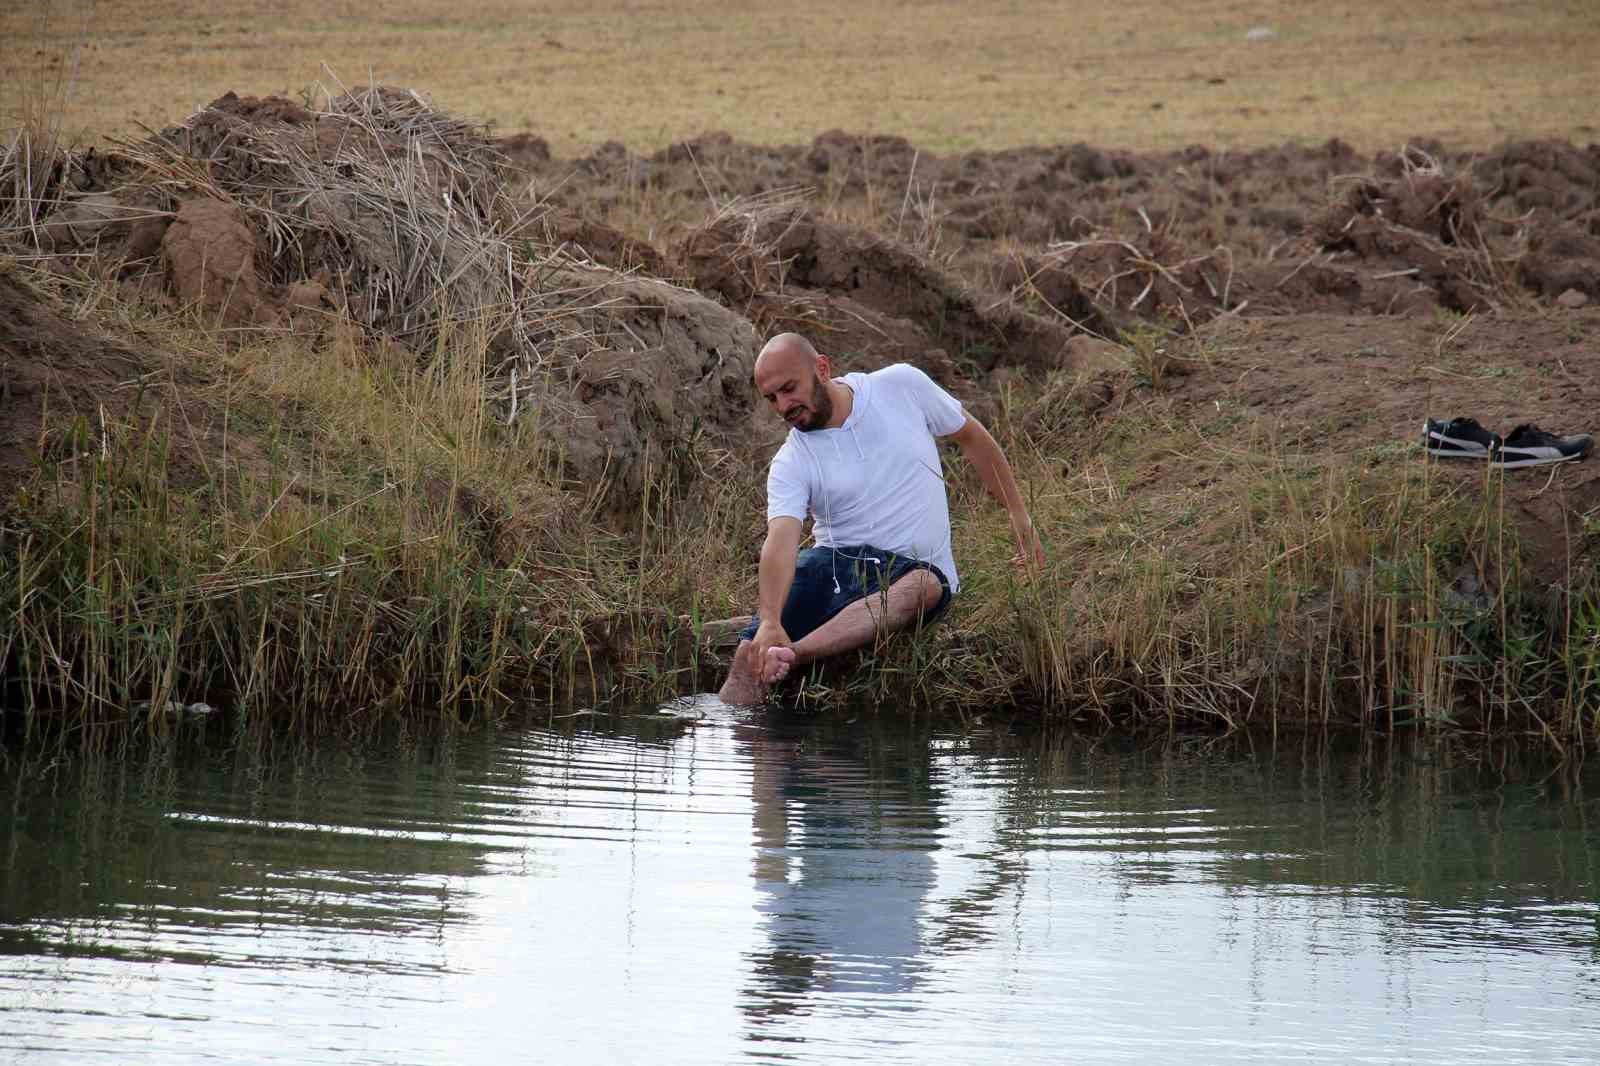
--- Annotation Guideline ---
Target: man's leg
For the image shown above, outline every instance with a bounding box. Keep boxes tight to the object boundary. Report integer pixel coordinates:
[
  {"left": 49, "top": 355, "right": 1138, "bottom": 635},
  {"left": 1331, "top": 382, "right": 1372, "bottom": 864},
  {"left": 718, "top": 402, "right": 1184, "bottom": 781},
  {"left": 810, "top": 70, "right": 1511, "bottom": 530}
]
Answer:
[
  {"left": 719, "top": 547, "right": 839, "bottom": 705},
  {"left": 763, "top": 568, "right": 945, "bottom": 682},
  {"left": 718, "top": 639, "right": 768, "bottom": 705}
]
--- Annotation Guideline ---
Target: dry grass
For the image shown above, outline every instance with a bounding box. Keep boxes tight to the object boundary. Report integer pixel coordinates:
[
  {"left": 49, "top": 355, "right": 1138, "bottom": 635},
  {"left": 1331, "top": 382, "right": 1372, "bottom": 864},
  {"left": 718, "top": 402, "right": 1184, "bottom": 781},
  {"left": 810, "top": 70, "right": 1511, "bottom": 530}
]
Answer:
[
  {"left": 4, "top": 0, "right": 1596, "bottom": 156},
  {"left": 0, "top": 264, "right": 760, "bottom": 726},
  {"left": 922, "top": 352, "right": 1600, "bottom": 741}
]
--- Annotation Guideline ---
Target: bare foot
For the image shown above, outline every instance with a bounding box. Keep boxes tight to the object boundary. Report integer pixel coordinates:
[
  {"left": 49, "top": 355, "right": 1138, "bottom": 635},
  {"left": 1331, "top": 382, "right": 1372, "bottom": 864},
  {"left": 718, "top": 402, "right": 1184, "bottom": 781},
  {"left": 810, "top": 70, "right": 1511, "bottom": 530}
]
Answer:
[
  {"left": 717, "top": 639, "right": 767, "bottom": 706},
  {"left": 762, "top": 646, "right": 796, "bottom": 684}
]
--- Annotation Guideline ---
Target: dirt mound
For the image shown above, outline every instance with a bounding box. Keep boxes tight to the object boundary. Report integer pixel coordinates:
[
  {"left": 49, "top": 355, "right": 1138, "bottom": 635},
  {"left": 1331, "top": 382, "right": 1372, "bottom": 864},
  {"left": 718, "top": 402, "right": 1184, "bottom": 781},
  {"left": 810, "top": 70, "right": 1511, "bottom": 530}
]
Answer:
[
  {"left": 740, "top": 291, "right": 963, "bottom": 381},
  {"left": 981, "top": 143, "right": 1586, "bottom": 325},
  {"left": 0, "top": 267, "right": 272, "bottom": 501},
  {"left": 161, "top": 197, "right": 275, "bottom": 327},
  {"left": 505, "top": 211, "right": 671, "bottom": 277},
  {"left": 525, "top": 265, "right": 767, "bottom": 505},
  {"left": 988, "top": 248, "right": 1124, "bottom": 336},
  {"left": 1310, "top": 151, "right": 1522, "bottom": 313},
  {"left": 997, "top": 230, "right": 1245, "bottom": 327},
  {"left": 677, "top": 198, "right": 1076, "bottom": 374},
  {"left": 0, "top": 91, "right": 783, "bottom": 515},
  {"left": 3, "top": 88, "right": 520, "bottom": 338},
  {"left": 1520, "top": 221, "right": 1600, "bottom": 301},
  {"left": 0, "top": 270, "right": 142, "bottom": 494},
  {"left": 166, "top": 87, "right": 509, "bottom": 214},
  {"left": 1471, "top": 139, "right": 1600, "bottom": 218}
]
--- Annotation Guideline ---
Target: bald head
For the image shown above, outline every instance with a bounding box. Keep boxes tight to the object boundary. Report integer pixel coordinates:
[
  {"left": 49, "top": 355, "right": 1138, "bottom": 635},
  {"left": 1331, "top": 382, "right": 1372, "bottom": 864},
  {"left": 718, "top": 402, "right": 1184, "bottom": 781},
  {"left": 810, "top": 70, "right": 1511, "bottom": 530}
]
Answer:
[
  {"left": 753, "top": 332, "right": 839, "bottom": 431},
  {"left": 754, "top": 332, "right": 819, "bottom": 378}
]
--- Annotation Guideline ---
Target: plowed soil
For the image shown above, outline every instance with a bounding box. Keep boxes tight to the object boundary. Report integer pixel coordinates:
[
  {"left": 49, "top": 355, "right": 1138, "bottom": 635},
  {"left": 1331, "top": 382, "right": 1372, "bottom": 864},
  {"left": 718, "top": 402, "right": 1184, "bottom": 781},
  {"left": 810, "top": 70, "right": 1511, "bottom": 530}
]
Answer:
[{"left": 519, "top": 131, "right": 1600, "bottom": 317}]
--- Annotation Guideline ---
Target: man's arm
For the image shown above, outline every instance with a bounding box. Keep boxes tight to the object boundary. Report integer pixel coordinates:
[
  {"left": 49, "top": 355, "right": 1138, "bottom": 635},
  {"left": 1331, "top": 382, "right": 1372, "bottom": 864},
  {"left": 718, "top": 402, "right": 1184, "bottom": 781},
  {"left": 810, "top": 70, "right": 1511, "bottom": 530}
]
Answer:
[
  {"left": 947, "top": 415, "right": 1046, "bottom": 573},
  {"left": 753, "top": 516, "right": 804, "bottom": 655}
]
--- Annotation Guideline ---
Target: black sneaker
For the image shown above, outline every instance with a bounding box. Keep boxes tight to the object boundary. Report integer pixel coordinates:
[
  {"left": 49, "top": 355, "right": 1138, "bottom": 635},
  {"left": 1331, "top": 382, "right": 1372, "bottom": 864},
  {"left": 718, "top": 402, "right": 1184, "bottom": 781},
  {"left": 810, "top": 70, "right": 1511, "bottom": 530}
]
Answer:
[
  {"left": 1490, "top": 424, "right": 1594, "bottom": 468},
  {"left": 1424, "top": 417, "right": 1499, "bottom": 459}
]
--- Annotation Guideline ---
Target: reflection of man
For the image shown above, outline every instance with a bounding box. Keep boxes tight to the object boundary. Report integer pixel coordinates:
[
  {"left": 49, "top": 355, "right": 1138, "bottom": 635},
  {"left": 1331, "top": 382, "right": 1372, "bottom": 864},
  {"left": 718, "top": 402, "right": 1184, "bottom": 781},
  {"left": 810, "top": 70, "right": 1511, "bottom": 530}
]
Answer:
[
  {"left": 720, "top": 333, "right": 1045, "bottom": 705},
  {"left": 738, "top": 715, "right": 937, "bottom": 1029}
]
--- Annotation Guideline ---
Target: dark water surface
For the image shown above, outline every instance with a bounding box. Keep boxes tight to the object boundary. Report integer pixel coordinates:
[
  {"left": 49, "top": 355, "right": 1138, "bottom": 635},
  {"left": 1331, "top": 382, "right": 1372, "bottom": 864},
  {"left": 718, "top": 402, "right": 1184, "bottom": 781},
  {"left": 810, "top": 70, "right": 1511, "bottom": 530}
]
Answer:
[{"left": 3, "top": 702, "right": 1599, "bottom": 1064}]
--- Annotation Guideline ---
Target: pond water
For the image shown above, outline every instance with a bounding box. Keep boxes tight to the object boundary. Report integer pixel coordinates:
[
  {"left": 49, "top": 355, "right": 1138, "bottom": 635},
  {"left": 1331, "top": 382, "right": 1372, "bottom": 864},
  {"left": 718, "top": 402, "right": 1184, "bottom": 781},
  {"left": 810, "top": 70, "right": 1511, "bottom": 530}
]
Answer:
[{"left": 3, "top": 702, "right": 1599, "bottom": 1064}]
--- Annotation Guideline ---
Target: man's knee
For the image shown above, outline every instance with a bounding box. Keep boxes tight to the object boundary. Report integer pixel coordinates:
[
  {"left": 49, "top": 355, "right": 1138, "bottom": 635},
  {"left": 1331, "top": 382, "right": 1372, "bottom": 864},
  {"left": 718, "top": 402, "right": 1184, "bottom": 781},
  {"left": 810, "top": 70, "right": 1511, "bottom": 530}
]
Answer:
[{"left": 890, "top": 568, "right": 943, "bottom": 612}]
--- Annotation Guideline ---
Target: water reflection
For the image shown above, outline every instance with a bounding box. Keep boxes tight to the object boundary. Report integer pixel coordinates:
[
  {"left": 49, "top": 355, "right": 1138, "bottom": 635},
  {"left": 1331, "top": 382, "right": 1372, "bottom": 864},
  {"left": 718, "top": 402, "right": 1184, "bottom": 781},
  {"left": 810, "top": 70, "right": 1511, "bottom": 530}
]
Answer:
[
  {"left": 1, "top": 718, "right": 1598, "bottom": 1065},
  {"left": 0, "top": 733, "right": 516, "bottom": 977},
  {"left": 737, "top": 713, "right": 937, "bottom": 1042}
]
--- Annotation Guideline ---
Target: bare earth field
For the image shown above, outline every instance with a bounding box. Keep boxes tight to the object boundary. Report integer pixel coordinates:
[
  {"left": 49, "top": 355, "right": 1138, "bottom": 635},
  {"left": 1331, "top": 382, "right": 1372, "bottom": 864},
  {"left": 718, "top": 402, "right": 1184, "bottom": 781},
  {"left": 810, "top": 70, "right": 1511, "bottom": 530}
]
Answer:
[{"left": 1, "top": 1, "right": 1598, "bottom": 729}]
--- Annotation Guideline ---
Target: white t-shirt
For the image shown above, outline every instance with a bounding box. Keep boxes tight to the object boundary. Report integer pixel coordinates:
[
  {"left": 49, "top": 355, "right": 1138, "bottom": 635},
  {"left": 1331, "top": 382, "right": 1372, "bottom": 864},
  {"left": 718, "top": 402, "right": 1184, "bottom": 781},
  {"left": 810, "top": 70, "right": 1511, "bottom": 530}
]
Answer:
[{"left": 766, "top": 363, "right": 969, "bottom": 591}]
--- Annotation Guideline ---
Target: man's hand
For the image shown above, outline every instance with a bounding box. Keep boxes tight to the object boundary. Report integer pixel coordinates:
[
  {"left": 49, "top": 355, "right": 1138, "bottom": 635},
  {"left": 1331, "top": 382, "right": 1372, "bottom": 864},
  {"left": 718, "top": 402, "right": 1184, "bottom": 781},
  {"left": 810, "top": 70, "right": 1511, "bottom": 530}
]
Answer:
[
  {"left": 751, "top": 618, "right": 792, "bottom": 678},
  {"left": 1010, "top": 510, "right": 1046, "bottom": 578}
]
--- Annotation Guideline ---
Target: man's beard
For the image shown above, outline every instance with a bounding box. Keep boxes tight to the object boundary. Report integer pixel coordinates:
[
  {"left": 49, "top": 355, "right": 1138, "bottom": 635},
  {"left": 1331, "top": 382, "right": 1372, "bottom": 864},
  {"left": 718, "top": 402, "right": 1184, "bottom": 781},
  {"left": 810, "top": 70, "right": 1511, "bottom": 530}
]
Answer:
[{"left": 794, "top": 376, "right": 833, "bottom": 432}]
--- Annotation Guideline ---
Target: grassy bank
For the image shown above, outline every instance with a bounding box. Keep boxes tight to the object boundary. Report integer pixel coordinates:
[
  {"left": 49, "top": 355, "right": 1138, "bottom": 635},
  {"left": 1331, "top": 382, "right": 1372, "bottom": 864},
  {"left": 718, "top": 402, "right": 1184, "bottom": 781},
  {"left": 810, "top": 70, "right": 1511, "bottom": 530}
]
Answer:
[
  {"left": 3, "top": 257, "right": 1597, "bottom": 744},
  {"left": 971, "top": 360, "right": 1600, "bottom": 746},
  {"left": 1, "top": 260, "right": 765, "bottom": 728}
]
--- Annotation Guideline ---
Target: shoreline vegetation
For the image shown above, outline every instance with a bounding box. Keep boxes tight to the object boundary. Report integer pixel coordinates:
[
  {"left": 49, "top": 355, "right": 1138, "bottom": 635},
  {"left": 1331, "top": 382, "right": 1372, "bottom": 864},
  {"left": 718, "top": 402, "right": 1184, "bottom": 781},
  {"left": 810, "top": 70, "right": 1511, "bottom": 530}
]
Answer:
[{"left": 2, "top": 76, "right": 1597, "bottom": 748}]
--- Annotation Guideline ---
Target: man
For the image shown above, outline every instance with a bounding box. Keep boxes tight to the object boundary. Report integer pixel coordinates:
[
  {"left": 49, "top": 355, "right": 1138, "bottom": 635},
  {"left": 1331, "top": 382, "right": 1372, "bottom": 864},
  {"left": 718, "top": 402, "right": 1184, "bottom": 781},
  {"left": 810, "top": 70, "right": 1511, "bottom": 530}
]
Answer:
[{"left": 718, "top": 332, "right": 1045, "bottom": 705}]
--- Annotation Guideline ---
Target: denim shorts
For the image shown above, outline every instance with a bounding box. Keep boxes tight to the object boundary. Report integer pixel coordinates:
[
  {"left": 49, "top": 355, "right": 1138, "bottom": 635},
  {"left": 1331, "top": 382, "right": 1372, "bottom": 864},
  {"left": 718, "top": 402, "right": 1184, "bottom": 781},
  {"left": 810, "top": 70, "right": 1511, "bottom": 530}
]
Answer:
[{"left": 740, "top": 545, "right": 952, "bottom": 642}]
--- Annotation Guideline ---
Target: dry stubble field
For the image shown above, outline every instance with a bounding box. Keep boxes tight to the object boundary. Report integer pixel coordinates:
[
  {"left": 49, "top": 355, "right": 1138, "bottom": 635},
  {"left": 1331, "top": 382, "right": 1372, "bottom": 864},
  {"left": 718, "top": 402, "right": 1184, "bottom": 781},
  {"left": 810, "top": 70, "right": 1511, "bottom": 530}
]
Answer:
[{"left": 3, "top": 0, "right": 1597, "bottom": 154}]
